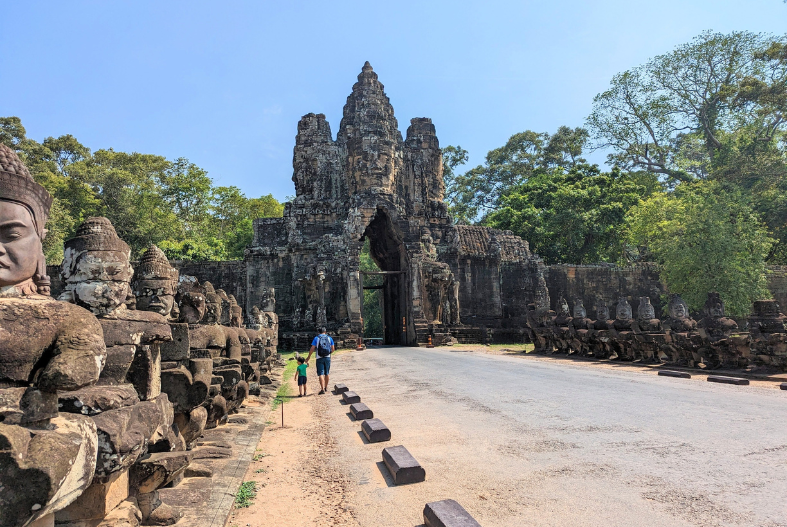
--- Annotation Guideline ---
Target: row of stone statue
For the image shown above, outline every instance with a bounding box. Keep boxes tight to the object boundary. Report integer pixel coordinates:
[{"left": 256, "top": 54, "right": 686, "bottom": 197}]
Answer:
[
  {"left": 0, "top": 145, "right": 279, "bottom": 527},
  {"left": 526, "top": 286, "right": 787, "bottom": 370}
]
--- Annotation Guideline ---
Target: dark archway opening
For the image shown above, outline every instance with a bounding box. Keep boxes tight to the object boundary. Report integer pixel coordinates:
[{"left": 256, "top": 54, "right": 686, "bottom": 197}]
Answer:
[{"left": 360, "top": 209, "right": 410, "bottom": 345}]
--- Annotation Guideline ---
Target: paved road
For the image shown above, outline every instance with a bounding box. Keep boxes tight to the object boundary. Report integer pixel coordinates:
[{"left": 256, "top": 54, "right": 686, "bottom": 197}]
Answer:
[{"left": 322, "top": 347, "right": 787, "bottom": 527}]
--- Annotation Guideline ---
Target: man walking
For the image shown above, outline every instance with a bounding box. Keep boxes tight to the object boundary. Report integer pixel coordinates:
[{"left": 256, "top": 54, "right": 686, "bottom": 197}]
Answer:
[{"left": 305, "top": 327, "right": 335, "bottom": 394}]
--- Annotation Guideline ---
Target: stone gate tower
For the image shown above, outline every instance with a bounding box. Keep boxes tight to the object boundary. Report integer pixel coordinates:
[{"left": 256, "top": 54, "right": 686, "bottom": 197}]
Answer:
[{"left": 246, "top": 62, "right": 544, "bottom": 348}]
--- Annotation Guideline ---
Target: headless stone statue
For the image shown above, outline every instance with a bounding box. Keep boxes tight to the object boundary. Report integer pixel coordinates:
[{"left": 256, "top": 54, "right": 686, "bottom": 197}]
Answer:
[{"left": 0, "top": 144, "right": 105, "bottom": 527}]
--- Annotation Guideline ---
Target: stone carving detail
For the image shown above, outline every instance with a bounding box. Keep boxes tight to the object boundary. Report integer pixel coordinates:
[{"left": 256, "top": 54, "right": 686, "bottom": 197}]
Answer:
[
  {"left": 246, "top": 62, "right": 541, "bottom": 349},
  {"left": 0, "top": 144, "right": 104, "bottom": 527}
]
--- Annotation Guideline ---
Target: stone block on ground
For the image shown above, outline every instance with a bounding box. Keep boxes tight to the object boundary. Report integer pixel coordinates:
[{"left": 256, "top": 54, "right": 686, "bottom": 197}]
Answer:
[
  {"left": 658, "top": 370, "right": 691, "bottom": 379},
  {"left": 382, "top": 445, "right": 425, "bottom": 485},
  {"left": 130, "top": 451, "right": 193, "bottom": 494},
  {"left": 707, "top": 375, "right": 750, "bottom": 386},
  {"left": 334, "top": 383, "right": 349, "bottom": 394},
  {"left": 350, "top": 402, "right": 373, "bottom": 420},
  {"left": 184, "top": 463, "right": 213, "bottom": 478},
  {"left": 143, "top": 502, "right": 181, "bottom": 526},
  {"left": 55, "top": 470, "right": 129, "bottom": 522},
  {"left": 424, "top": 499, "right": 482, "bottom": 527},
  {"left": 362, "top": 418, "right": 391, "bottom": 443},
  {"left": 780, "top": 382, "right": 787, "bottom": 390},
  {"left": 96, "top": 498, "right": 142, "bottom": 527},
  {"left": 342, "top": 391, "right": 360, "bottom": 404}
]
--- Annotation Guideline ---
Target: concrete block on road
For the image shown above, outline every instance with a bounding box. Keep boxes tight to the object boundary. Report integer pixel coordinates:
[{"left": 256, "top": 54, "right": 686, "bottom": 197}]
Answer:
[
  {"left": 362, "top": 418, "right": 391, "bottom": 443},
  {"left": 382, "top": 445, "right": 425, "bottom": 485},
  {"left": 707, "top": 375, "right": 749, "bottom": 386},
  {"left": 780, "top": 382, "right": 787, "bottom": 390},
  {"left": 350, "top": 402, "right": 373, "bottom": 420},
  {"left": 424, "top": 499, "right": 481, "bottom": 527},
  {"left": 334, "top": 383, "right": 349, "bottom": 394},
  {"left": 658, "top": 370, "right": 691, "bottom": 379},
  {"left": 342, "top": 391, "right": 360, "bottom": 404}
]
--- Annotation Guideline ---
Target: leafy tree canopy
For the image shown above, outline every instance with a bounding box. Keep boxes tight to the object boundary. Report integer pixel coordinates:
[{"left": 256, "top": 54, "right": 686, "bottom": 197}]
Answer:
[
  {"left": 1, "top": 117, "right": 283, "bottom": 263},
  {"left": 486, "top": 164, "right": 660, "bottom": 264},
  {"left": 626, "top": 181, "right": 773, "bottom": 317}
]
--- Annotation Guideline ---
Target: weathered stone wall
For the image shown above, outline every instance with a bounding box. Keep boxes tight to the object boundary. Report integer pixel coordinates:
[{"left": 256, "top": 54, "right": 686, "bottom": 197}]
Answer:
[{"left": 545, "top": 264, "right": 667, "bottom": 316}]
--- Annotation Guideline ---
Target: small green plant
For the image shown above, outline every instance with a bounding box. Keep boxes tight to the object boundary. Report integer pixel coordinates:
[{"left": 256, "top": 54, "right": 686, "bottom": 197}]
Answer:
[
  {"left": 253, "top": 453, "right": 269, "bottom": 461},
  {"left": 255, "top": 468, "right": 267, "bottom": 473},
  {"left": 234, "top": 481, "right": 257, "bottom": 508}
]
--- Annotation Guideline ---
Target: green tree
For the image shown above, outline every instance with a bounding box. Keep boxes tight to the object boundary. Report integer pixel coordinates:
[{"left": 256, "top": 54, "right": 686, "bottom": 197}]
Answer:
[
  {"left": 442, "top": 126, "right": 589, "bottom": 223},
  {"left": 626, "top": 182, "right": 773, "bottom": 317},
  {"left": 486, "top": 164, "right": 659, "bottom": 264},
  {"left": 588, "top": 31, "right": 787, "bottom": 183},
  {"left": 360, "top": 239, "right": 383, "bottom": 338}
]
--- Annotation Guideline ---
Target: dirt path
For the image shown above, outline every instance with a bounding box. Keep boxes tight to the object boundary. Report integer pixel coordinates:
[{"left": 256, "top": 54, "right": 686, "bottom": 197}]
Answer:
[{"left": 228, "top": 356, "right": 359, "bottom": 527}]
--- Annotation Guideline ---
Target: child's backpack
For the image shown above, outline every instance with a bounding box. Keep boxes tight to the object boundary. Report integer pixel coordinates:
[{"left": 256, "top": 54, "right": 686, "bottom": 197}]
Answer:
[{"left": 316, "top": 334, "right": 332, "bottom": 357}]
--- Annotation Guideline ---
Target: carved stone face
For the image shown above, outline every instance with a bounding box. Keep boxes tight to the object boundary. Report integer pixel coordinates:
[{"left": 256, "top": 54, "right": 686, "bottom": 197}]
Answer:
[
  {"left": 135, "top": 279, "right": 175, "bottom": 316},
  {"left": 0, "top": 201, "right": 41, "bottom": 289},
  {"left": 616, "top": 297, "right": 632, "bottom": 320},
  {"left": 558, "top": 297, "right": 570, "bottom": 316},
  {"left": 669, "top": 295, "right": 688, "bottom": 319},
  {"left": 178, "top": 291, "right": 206, "bottom": 324},
  {"left": 66, "top": 251, "right": 133, "bottom": 315},
  {"left": 201, "top": 294, "right": 222, "bottom": 325},
  {"left": 573, "top": 299, "right": 586, "bottom": 319},
  {"left": 637, "top": 297, "right": 656, "bottom": 320}
]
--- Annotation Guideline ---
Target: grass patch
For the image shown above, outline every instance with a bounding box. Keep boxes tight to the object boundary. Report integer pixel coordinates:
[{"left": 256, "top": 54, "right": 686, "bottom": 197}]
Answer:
[
  {"left": 253, "top": 453, "right": 270, "bottom": 461},
  {"left": 255, "top": 468, "right": 267, "bottom": 473},
  {"left": 272, "top": 352, "right": 297, "bottom": 409},
  {"left": 234, "top": 481, "right": 257, "bottom": 508}
]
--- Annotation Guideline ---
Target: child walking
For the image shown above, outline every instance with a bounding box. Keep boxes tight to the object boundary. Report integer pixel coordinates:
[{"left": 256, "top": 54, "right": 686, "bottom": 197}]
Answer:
[{"left": 295, "top": 356, "right": 308, "bottom": 396}]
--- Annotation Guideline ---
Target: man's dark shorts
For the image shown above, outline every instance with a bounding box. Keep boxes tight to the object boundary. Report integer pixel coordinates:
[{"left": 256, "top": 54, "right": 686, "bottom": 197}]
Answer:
[
  {"left": 297, "top": 376, "right": 307, "bottom": 386},
  {"left": 316, "top": 356, "right": 331, "bottom": 376}
]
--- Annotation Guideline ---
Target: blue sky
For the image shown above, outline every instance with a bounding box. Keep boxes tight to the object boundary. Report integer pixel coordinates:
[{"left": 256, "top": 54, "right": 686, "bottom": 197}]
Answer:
[{"left": 1, "top": 1, "right": 785, "bottom": 201}]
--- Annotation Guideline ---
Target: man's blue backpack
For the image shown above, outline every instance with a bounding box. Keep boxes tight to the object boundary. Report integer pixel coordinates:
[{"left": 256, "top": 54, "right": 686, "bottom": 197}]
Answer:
[{"left": 317, "top": 334, "right": 332, "bottom": 357}]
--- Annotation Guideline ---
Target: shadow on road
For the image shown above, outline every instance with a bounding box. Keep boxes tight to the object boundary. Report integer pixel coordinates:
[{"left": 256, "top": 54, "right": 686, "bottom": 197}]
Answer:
[{"left": 375, "top": 461, "right": 396, "bottom": 488}]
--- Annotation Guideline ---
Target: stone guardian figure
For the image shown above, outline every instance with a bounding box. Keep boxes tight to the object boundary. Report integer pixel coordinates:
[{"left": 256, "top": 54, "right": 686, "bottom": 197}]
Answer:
[{"left": 0, "top": 144, "right": 106, "bottom": 527}]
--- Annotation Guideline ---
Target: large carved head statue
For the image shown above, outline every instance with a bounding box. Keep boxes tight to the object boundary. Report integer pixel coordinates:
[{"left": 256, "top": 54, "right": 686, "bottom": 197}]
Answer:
[
  {"left": 61, "top": 217, "right": 133, "bottom": 315},
  {"left": 573, "top": 298, "right": 587, "bottom": 319},
  {"left": 668, "top": 294, "right": 690, "bottom": 319},
  {"left": 637, "top": 297, "right": 656, "bottom": 321},
  {"left": 704, "top": 292, "right": 725, "bottom": 318},
  {"left": 616, "top": 297, "right": 633, "bottom": 321},
  {"left": 0, "top": 143, "right": 53, "bottom": 296},
  {"left": 133, "top": 244, "right": 178, "bottom": 317},
  {"left": 200, "top": 281, "right": 222, "bottom": 325},
  {"left": 595, "top": 298, "right": 609, "bottom": 321}
]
